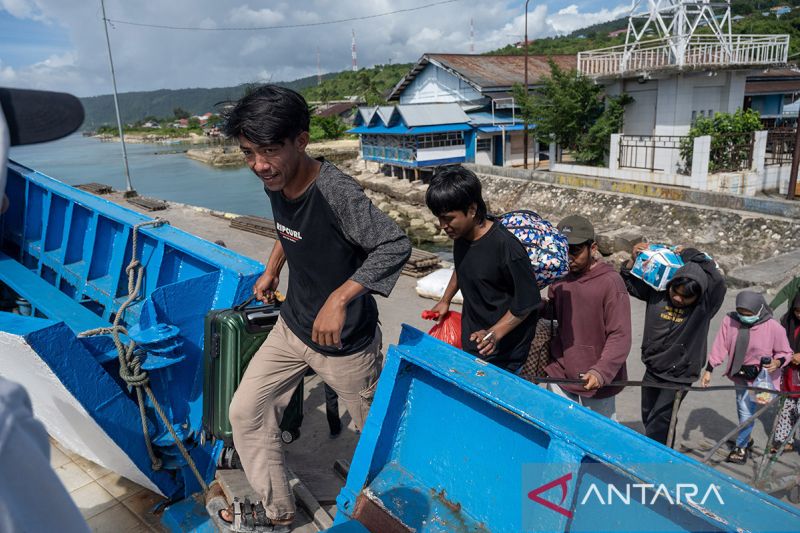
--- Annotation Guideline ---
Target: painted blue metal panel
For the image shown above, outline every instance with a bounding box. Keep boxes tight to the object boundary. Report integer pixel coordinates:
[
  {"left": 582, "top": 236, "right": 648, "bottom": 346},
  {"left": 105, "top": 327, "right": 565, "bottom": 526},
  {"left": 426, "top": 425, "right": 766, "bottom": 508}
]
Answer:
[
  {"left": 478, "top": 124, "right": 530, "bottom": 133},
  {"left": 348, "top": 125, "right": 409, "bottom": 135},
  {"left": 464, "top": 130, "right": 476, "bottom": 162},
  {"left": 0, "top": 161, "right": 265, "bottom": 499},
  {"left": 328, "top": 325, "right": 800, "bottom": 532}
]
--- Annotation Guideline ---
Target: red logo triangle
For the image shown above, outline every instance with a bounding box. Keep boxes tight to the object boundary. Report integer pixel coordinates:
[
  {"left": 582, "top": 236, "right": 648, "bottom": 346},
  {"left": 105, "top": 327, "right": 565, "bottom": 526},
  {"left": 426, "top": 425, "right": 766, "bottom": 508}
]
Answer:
[{"left": 527, "top": 473, "right": 574, "bottom": 518}]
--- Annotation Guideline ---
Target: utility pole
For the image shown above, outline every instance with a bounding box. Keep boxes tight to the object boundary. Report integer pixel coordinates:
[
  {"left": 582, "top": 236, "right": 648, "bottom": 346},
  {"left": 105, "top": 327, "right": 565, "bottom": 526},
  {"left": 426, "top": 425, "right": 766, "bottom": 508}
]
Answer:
[
  {"left": 788, "top": 105, "right": 800, "bottom": 200},
  {"left": 523, "top": 0, "right": 531, "bottom": 170},
  {"left": 100, "top": 0, "right": 135, "bottom": 196}
]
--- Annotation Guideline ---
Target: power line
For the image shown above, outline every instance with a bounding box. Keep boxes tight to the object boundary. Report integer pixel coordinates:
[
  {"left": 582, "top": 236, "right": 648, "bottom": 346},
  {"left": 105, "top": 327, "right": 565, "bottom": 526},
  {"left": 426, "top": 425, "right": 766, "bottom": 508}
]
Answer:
[{"left": 106, "top": 0, "right": 461, "bottom": 31}]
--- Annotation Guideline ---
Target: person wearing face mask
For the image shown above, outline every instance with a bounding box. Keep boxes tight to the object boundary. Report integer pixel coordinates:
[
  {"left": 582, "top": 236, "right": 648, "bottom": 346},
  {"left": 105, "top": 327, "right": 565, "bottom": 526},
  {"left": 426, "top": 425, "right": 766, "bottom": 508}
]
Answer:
[
  {"left": 772, "top": 293, "right": 800, "bottom": 454},
  {"left": 703, "top": 291, "right": 793, "bottom": 464},
  {"left": 621, "top": 244, "right": 727, "bottom": 446}
]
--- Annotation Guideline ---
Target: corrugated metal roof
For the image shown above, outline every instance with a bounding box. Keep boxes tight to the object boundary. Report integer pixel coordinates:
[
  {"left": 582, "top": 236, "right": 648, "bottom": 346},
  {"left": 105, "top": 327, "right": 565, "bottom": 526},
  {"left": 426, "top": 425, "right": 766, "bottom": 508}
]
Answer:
[
  {"left": 355, "top": 107, "right": 376, "bottom": 126},
  {"left": 388, "top": 53, "right": 577, "bottom": 100},
  {"left": 467, "top": 111, "right": 516, "bottom": 125},
  {"left": 377, "top": 106, "right": 395, "bottom": 125},
  {"left": 397, "top": 103, "right": 469, "bottom": 127},
  {"left": 348, "top": 123, "right": 472, "bottom": 135},
  {"left": 745, "top": 80, "right": 800, "bottom": 95},
  {"left": 315, "top": 102, "right": 356, "bottom": 118},
  {"left": 745, "top": 68, "right": 800, "bottom": 95}
]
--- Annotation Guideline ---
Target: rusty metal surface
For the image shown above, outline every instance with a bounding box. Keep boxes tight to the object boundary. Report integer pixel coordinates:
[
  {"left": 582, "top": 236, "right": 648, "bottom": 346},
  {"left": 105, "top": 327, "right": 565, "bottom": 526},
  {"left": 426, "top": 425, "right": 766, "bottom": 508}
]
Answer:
[
  {"left": 429, "top": 53, "right": 577, "bottom": 90},
  {"left": 352, "top": 491, "right": 414, "bottom": 533},
  {"left": 389, "top": 53, "right": 577, "bottom": 100}
]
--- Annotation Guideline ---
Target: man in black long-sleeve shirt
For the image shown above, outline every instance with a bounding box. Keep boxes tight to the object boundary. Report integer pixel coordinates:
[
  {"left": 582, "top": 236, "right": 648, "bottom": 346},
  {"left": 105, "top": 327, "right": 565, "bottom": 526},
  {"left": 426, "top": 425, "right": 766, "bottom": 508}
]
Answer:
[
  {"left": 621, "top": 245, "right": 726, "bottom": 446},
  {"left": 220, "top": 86, "right": 411, "bottom": 530}
]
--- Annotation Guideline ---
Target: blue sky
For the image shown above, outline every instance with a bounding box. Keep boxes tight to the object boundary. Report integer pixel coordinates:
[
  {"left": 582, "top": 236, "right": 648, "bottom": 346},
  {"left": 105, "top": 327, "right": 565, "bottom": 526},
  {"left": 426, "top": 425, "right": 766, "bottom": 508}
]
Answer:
[{"left": 0, "top": 0, "right": 630, "bottom": 96}]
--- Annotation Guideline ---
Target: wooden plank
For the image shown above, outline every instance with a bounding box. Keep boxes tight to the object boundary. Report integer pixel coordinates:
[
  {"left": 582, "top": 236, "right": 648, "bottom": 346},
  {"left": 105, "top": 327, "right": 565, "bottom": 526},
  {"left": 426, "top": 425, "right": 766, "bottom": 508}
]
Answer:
[
  {"left": 292, "top": 466, "right": 344, "bottom": 504},
  {"left": 75, "top": 182, "right": 113, "bottom": 195},
  {"left": 216, "top": 469, "right": 259, "bottom": 503},
  {"left": 126, "top": 196, "right": 167, "bottom": 211},
  {"left": 215, "top": 468, "right": 333, "bottom": 530}
]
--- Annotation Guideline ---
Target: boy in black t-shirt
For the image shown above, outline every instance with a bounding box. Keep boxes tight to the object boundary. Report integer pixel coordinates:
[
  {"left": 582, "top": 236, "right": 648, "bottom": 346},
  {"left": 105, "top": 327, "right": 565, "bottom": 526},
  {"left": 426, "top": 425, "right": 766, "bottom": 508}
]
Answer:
[
  {"left": 425, "top": 165, "right": 540, "bottom": 371},
  {"left": 219, "top": 85, "right": 411, "bottom": 531}
]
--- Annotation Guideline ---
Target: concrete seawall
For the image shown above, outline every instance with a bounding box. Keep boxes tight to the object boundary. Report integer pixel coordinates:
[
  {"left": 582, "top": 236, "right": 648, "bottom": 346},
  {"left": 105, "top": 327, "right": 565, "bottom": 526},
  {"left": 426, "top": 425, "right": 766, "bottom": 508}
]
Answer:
[{"left": 351, "top": 160, "right": 800, "bottom": 276}]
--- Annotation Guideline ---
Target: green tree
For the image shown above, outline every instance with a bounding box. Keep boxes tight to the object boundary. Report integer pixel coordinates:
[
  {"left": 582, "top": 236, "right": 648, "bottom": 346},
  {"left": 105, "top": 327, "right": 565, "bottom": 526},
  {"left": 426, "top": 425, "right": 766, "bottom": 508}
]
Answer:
[
  {"left": 513, "top": 60, "right": 633, "bottom": 166},
  {"left": 679, "top": 109, "right": 763, "bottom": 172},
  {"left": 173, "top": 107, "right": 190, "bottom": 119},
  {"left": 357, "top": 70, "right": 385, "bottom": 106},
  {"left": 311, "top": 115, "right": 348, "bottom": 140},
  {"left": 575, "top": 93, "right": 634, "bottom": 165},
  {"left": 513, "top": 60, "right": 605, "bottom": 151}
]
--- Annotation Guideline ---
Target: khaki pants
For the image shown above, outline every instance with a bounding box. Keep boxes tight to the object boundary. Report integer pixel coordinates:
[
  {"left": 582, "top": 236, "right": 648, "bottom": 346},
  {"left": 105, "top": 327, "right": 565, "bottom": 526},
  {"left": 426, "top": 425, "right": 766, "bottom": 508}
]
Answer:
[{"left": 229, "top": 316, "right": 382, "bottom": 521}]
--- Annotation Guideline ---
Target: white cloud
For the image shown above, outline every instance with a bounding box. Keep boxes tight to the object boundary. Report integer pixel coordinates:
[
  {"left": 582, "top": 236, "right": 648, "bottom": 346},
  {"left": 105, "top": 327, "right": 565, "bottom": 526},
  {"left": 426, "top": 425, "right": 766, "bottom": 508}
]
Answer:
[
  {"left": 547, "top": 3, "right": 631, "bottom": 35},
  {"left": 227, "top": 5, "right": 284, "bottom": 27},
  {"left": 1, "top": 0, "right": 45, "bottom": 20},
  {"left": 0, "top": 1, "right": 632, "bottom": 96}
]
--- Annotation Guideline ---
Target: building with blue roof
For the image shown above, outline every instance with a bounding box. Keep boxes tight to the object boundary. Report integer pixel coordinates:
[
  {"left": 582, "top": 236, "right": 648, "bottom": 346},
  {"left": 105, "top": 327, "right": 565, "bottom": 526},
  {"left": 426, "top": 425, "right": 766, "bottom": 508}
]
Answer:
[{"left": 350, "top": 53, "right": 577, "bottom": 180}]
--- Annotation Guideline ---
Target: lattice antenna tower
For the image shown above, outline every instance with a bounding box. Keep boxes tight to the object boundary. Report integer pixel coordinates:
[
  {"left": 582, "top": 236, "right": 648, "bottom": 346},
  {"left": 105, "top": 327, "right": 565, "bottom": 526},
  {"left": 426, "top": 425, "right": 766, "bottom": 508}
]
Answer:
[
  {"left": 351, "top": 29, "right": 358, "bottom": 71},
  {"left": 470, "top": 18, "right": 475, "bottom": 53},
  {"left": 623, "top": 0, "right": 733, "bottom": 67}
]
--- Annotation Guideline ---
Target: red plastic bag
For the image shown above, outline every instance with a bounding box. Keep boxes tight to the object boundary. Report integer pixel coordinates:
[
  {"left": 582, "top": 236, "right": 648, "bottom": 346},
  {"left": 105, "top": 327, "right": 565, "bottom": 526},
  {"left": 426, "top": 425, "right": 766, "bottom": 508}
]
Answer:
[{"left": 421, "top": 310, "right": 462, "bottom": 349}]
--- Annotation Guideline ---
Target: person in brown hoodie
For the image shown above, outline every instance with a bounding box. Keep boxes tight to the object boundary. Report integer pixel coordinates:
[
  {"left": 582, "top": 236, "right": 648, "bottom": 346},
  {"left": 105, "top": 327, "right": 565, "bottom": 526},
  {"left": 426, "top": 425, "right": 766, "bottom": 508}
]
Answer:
[{"left": 543, "top": 215, "right": 632, "bottom": 419}]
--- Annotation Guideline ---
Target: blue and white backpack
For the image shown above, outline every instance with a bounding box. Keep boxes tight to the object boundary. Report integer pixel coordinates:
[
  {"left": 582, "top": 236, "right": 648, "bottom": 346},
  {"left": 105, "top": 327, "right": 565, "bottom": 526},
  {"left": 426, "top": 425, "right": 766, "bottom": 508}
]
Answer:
[{"left": 498, "top": 210, "right": 569, "bottom": 289}]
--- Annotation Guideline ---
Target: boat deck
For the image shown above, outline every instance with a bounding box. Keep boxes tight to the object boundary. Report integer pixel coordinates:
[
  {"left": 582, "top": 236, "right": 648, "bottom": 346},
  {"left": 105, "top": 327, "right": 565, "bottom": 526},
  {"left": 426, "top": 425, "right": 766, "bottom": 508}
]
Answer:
[{"left": 50, "top": 190, "right": 799, "bottom": 530}]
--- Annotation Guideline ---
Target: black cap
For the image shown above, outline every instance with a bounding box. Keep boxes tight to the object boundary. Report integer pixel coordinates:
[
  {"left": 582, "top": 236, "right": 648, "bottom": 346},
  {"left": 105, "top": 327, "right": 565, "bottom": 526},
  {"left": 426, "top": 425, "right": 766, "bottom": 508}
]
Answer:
[
  {"left": 0, "top": 88, "right": 84, "bottom": 146},
  {"left": 557, "top": 215, "right": 595, "bottom": 245}
]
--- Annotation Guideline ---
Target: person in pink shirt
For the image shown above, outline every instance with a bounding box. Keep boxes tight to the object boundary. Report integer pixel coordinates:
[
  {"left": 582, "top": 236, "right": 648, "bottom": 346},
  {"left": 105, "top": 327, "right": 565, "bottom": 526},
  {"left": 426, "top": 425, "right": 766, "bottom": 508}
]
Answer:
[{"left": 702, "top": 291, "right": 793, "bottom": 464}]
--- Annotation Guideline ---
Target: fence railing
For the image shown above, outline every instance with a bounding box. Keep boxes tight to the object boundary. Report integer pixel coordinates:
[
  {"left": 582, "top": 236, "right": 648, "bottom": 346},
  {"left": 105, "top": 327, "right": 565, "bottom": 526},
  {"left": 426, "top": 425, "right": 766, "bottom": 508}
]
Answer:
[
  {"left": 710, "top": 132, "right": 754, "bottom": 173},
  {"left": 361, "top": 145, "right": 416, "bottom": 162},
  {"left": 765, "top": 129, "right": 796, "bottom": 167},
  {"left": 578, "top": 34, "right": 790, "bottom": 78},
  {"left": 618, "top": 135, "right": 687, "bottom": 172}
]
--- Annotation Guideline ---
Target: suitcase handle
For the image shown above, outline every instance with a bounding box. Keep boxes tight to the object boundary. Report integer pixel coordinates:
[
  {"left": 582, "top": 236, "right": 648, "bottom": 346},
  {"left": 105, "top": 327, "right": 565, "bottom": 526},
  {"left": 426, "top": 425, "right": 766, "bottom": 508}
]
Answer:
[
  {"left": 234, "top": 295, "right": 257, "bottom": 312},
  {"left": 244, "top": 308, "right": 280, "bottom": 333},
  {"left": 235, "top": 292, "right": 282, "bottom": 312}
]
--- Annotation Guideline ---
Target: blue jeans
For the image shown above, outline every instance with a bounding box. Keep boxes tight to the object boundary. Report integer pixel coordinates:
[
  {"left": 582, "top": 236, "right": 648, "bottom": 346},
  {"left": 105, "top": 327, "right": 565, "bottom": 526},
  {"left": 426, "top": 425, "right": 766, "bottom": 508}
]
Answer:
[{"left": 736, "top": 386, "right": 756, "bottom": 448}]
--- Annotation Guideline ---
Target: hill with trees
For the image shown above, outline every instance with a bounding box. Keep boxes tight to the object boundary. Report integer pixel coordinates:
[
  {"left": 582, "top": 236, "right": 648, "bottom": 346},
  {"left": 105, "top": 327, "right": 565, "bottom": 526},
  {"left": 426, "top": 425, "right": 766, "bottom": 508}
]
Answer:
[{"left": 80, "top": 73, "right": 336, "bottom": 130}]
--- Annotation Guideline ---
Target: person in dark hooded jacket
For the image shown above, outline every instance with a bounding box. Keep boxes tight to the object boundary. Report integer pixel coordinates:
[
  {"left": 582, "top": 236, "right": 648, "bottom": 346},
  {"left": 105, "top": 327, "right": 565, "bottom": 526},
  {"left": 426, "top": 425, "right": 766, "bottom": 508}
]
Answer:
[{"left": 621, "top": 245, "right": 727, "bottom": 446}]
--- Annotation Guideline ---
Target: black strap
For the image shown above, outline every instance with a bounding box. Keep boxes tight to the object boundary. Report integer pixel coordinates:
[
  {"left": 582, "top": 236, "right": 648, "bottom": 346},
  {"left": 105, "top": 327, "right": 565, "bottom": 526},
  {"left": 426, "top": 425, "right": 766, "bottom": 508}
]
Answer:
[
  {"left": 233, "top": 295, "right": 257, "bottom": 312},
  {"left": 532, "top": 375, "right": 791, "bottom": 396}
]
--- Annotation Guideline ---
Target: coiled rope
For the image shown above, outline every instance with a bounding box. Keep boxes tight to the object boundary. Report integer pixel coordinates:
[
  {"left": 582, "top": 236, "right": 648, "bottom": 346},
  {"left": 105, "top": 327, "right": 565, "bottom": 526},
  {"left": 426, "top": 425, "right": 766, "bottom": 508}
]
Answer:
[{"left": 80, "top": 219, "right": 208, "bottom": 492}]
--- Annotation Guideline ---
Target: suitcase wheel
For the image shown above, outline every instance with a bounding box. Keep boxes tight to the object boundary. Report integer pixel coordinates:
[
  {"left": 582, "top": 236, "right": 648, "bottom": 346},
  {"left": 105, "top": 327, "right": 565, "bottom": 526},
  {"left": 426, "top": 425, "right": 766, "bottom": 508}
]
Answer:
[{"left": 281, "top": 429, "right": 300, "bottom": 444}]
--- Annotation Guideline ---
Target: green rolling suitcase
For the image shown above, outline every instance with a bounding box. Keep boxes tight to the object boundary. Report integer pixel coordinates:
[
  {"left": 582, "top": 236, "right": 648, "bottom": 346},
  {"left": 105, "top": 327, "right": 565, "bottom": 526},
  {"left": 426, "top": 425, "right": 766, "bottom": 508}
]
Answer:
[{"left": 203, "top": 296, "right": 303, "bottom": 447}]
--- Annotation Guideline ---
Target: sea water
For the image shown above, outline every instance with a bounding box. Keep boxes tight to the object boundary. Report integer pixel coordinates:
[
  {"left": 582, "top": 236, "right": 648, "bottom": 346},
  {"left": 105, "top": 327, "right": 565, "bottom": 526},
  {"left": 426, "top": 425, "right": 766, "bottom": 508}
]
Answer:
[{"left": 9, "top": 133, "right": 273, "bottom": 219}]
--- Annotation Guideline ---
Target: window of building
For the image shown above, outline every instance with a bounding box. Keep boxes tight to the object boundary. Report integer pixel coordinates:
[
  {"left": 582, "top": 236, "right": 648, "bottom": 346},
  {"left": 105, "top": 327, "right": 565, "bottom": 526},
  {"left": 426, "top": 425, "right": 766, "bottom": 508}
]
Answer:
[
  {"left": 476, "top": 138, "right": 491, "bottom": 152},
  {"left": 417, "top": 132, "right": 464, "bottom": 149}
]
